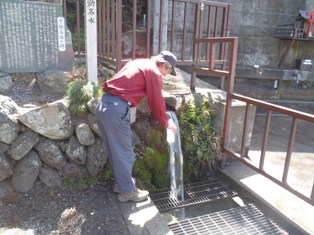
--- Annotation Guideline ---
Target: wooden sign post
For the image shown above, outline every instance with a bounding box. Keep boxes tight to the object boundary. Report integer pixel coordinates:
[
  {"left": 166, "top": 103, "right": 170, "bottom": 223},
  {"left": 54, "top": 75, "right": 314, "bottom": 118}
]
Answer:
[{"left": 85, "top": 0, "right": 97, "bottom": 82}]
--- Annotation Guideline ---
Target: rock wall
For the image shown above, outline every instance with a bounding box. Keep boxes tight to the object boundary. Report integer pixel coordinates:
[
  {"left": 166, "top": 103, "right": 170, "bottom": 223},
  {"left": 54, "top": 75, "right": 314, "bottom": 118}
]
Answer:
[
  {"left": 0, "top": 91, "right": 185, "bottom": 198},
  {"left": 0, "top": 95, "right": 109, "bottom": 196}
]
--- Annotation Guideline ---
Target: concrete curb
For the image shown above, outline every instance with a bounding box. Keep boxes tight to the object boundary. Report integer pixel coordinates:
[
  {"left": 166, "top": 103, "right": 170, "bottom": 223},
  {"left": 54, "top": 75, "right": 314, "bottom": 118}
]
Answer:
[{"left": 117, "top": 197, "right": 173, "bottom": 235}]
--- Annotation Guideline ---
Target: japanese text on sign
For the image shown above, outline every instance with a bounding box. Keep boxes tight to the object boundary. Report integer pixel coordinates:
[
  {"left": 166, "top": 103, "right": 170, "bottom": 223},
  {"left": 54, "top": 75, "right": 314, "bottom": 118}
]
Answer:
[
  {"left": 87, "top": 0, "right": 96, "bottom": 24},
  {"left": 0, "top": 0, "right": 73, "bottom": 73}
]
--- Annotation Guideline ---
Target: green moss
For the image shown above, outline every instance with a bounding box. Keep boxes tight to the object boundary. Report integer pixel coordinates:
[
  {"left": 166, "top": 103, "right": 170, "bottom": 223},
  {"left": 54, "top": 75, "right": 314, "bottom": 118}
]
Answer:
[
  {"left": 62, "top": 176, "right": 98, "bottom": 190},
  {"left": 146, "top": 128, "right": 167, "bottom": 154},
  {"left": 62, "top": 166, "right": 114, "bottom": 190},
  {"left": 133, "top": 145, "right": 169, "bottom": 190}
]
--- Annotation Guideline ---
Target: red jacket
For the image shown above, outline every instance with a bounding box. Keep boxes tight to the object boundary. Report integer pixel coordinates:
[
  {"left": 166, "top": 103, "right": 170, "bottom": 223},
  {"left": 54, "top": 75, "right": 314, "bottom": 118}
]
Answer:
[{"left": 103, "top": 59, "right": 169, "bottom": 128}]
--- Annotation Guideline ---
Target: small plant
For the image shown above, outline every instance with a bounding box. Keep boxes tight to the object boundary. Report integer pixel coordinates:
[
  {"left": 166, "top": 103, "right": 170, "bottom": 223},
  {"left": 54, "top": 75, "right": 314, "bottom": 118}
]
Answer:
[
  {"left": 179, "top": 98, "right": 222, "bottom": 182},
  {"left": 66, "top": 80, "right": 102, "bottom": 117},
  {"left": 63, "top": 176, "right": 98, "bottom": 190}
]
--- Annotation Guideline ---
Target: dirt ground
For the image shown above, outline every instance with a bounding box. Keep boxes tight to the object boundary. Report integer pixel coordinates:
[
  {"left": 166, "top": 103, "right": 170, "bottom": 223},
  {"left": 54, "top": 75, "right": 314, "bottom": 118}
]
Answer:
[
  {"left": 0, "top": 180, "right": 129, "bottom": 235},
  {"left": 1, "top": 69, "right": 131, "bottom": 235}
]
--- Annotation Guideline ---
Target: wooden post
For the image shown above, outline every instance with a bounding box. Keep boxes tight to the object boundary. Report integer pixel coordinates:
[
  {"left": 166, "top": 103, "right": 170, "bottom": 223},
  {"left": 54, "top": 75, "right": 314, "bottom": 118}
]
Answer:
[{"left": 85, "top": 0, "right": 97, "bottom": 82}]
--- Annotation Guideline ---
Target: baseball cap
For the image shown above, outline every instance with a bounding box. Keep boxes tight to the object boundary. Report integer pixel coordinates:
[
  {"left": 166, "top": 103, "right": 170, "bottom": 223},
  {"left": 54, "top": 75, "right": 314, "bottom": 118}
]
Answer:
[{"left": 159, "top": 51, "right": 177, "bottom": 76}]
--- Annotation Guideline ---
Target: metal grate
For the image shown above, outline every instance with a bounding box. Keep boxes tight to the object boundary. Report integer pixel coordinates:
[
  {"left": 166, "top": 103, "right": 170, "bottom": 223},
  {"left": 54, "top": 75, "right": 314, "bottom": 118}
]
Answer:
[
  {"left": 150, "top": 180, "right": 238, "bottom": 212},
  {"left": 169, "top": 203, "right": 296, "bottom": 235}
]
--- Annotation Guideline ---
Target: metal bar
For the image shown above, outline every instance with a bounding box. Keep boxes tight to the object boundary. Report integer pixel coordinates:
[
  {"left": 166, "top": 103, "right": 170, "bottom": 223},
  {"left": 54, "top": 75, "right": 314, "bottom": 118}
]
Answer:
[
  {"left": 158, "top": 0, "right": 164, "bottom": 52},
  {"left": 206, "top": 5, "right": 211, "bottom": 37},
  {"left": 112, "top": 0, "right": 117, "bottom": 59},
  {"left": 220, "top": 5, "right": 231, "bottom": 90},
  {"left": 76, "top": 0, "right": 81, "bottom": 55},
  {"left": 146, "top": 0, "right": 151, "bottom": 57},
  {"left": 97, "top": 56, "right": 116, "bottom": 65},
  {"left": 278, "top": 28, "right": 297, "bottom": 68},
  {"left": 102, "top": 0, "right": 106, "bottom": 56},
  {"left": 200, "top": 0, "right": 230, "bottom": 8},
  {"left": 282, "top": 117, "right": 297, "bottom": 184},
  {"left": 199, "top": 1, "right": 204, "bottom": 39},
  {"left": 217, "top": 8, "right": 227, "bottom": 90},
  {"left": 222, "top": 38, "right": 238, "bottom": 151},
  {"left": 109, "top": 0, "right": 113, "bottom": 57},
  {"left": 259, "top": 110, "right": 272, "bottom": 170},
  {"left": 209, "top": 42, "right": 215, "bottom": 70},
  {"left": 230, "top": 93, "right": 314, "bottom": 123},
  {"left": 213, "top": 7, "right": 218, "bottom": 36},
  {"left": 105, "top": 0, "right": 110, "bottom": 56},
  {"left": 226, "top": 4, "right": 232, "bottom": 36},
  {"left": 195, "top": 37, "right": 237, "bottom": 43},
  {"left": 116, "top": 0, "right": 122, "bottom": 71},
  {"left": 181, "top": 1, "right": 188, "bottom": 61},
  {"left": 193, "top": 67, "right": 229, "bottom": 76},
  {"left": 190, "top": 2, "right": 202, "bottom": 92},
  {"left": 205, "top": 5, "right": 211, "bottom": 61},
  {"left": 240, "top": 103, "right": 250, "bottom": 159},
  {"left": 170, "top": 0, "right": 175, "bottom": 52},
  {"left": 132, "top": 0, "right": 137, "bottom": 59},
  {"left": 227, "top": 38, "right": 237, "bottom": 93},
  {"left": 221, "top": 6, "right": 228, "bottom": 37},
  {"left": 97, "top": 0, "right": 101, "bottom": 56}
]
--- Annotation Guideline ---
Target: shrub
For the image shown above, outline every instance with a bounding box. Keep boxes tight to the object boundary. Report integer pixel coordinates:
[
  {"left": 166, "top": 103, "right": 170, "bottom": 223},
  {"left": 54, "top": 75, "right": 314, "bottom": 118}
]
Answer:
[
  {"left": 66, "top": 80, "right": 102, "bottom": 117},
  {"left": 179, "top": 98, "right": 222, "bottom": 182}
]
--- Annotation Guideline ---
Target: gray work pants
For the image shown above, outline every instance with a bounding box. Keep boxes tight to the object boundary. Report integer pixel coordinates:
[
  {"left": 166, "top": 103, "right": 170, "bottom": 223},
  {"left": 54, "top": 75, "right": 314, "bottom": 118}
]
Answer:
[{"left": 95, "top": 94, "right": 136, "bottom": 192}]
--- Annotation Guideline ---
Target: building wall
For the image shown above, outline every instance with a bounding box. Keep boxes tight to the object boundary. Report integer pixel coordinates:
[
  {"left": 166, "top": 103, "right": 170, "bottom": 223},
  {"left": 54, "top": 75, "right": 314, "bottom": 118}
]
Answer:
[{"left": 216, "top": 0, "right": 310, "bottom": 69}]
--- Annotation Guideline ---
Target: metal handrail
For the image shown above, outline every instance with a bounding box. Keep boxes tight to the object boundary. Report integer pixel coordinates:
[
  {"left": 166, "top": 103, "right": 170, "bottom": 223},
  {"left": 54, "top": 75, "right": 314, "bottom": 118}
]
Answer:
[
  {"left": 224, "top": 93, "right": 314, "bottom": 206},
  {"left": 219, "top": 36, "right": 314, "bottom": 205}
]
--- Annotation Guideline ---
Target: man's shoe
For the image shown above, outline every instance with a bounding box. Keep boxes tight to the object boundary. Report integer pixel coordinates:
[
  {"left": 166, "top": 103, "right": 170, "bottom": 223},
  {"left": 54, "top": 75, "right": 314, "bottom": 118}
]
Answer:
[
  {"left": 118, "top": 188, "right": 149, "bottom": 202},
  {"left": 114, "top": 178, "right": 137, "bottom": 194}
]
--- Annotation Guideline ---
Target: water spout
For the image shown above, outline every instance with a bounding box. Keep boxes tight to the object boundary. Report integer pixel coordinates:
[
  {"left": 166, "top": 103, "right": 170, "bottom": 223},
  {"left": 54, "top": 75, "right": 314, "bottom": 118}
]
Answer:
[
  {"left": 293, "top": 69, "right": 301, "bottom": 89},
  {"left": 167, "top": 111, "right": 185, "bottom": 219},
  {"left": 143, "top": 14, "right": 146, "bottom": 28},
  {"left": 273, "top": 80, "right": 278, "bottom": 99}
]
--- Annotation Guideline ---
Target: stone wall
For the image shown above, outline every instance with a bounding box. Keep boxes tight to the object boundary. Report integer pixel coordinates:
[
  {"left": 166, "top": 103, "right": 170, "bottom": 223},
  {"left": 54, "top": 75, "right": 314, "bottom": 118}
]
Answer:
[
  {"left": 0, "top": 96, "right": 105, "bottom": 195},
  {"left": 219, "top": 0, "right": 310, "bottom": 69}
]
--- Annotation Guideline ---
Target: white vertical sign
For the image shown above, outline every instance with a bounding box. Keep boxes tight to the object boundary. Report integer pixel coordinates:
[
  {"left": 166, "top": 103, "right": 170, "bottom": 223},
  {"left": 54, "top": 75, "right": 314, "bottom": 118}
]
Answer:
[
  {"left": 85, "top": 0, "right": 97, "bottom": 82},
  {"left": 57, "top": 17, "right": 66, "bottom": 52}
]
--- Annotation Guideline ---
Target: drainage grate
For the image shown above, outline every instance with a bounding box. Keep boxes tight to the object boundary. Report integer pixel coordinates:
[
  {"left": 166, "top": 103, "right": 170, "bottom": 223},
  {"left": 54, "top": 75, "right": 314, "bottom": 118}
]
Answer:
[
  {"left": 169, "top": 203, "right": 295, "bottom": 235},
  {"left": 150, "top": 180, "right": 238, "bottom": 212}
]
